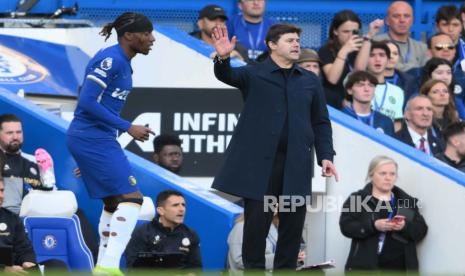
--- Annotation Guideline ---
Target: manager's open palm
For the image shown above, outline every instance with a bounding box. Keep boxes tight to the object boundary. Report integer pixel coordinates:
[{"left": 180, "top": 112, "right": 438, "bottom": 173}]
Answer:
[{"left": 212, "top": 25, "right": 236, "bottom": 58}]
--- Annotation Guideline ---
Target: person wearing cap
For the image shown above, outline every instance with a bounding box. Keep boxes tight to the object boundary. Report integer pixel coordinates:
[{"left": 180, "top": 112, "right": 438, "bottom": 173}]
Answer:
[
  {"left": 296, "top": 48, "right": 321, "bottom": 76},
  {"left": 227, "top": 0, "right": 278, "bottom": 60},
  {"left": 190, "top": 4, "right": 249, "bottom": 62},
  {"left": 66, "top": 12, "right": 155, "bottom": 276}
]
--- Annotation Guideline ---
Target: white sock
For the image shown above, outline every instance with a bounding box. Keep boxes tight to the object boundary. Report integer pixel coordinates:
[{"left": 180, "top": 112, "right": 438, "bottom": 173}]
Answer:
[
  {"left": 96, "top": 210, "right": 112, "bottom": 267},
  {"left": 99, "top": 203, "right": 140, "bottom": 269}
]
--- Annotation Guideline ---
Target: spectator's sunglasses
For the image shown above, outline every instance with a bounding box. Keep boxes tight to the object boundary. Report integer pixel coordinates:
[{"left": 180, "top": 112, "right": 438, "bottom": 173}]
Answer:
[{"left": 434, "top": 44, "right": 455, "bottom": 51}]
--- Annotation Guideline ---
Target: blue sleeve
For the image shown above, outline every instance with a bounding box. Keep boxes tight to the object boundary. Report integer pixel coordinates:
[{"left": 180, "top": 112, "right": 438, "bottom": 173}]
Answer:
[
  {"left": 77, "top": 58, "right": 131, "bottom": 131},
  {"left": 454, "top": 96, "right": 465, "bottom": 120}
]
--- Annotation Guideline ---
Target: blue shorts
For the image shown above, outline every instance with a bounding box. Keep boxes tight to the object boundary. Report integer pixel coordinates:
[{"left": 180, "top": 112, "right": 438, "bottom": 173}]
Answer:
[{"left": 66, "top": 135, "right": 139, "bottom": 199}]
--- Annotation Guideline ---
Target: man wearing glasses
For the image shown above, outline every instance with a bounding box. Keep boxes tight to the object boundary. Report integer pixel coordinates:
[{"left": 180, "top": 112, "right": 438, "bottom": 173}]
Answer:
[
  {"left": 427, "top": 32, "right": 465, "bottom": 120},
  {"left": 227, "top": 0, "right": 278, "bottom": 60}
]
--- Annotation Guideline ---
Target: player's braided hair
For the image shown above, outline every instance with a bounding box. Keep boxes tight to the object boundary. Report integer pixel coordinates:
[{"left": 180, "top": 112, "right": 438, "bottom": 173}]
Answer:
[{"left": 99, "top": 12, "right": 137, "bottom": 42}]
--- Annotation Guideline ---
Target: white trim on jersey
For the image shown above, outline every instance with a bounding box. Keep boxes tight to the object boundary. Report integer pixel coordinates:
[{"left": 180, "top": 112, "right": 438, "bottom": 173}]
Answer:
[{"left": 86, "top": 75, "right": 107, "bottom": 89}]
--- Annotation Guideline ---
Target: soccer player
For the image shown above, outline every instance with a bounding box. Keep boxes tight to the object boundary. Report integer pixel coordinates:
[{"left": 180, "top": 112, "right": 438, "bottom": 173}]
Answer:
[{"left": 66, "top": 12, "right": 155, "bottom": 275}]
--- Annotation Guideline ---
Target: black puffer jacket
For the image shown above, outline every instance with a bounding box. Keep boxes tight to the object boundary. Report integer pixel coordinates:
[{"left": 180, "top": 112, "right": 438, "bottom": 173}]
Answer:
[{"left": 339, "top": 183, "right": 428, "bottom": 272}]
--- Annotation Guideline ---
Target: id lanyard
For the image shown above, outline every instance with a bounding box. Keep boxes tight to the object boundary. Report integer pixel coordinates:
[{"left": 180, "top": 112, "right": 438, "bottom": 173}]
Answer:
[
  {"left": 389, "top": 34, "right": 411, "bottom": 64},
  {"left": 345, "top": 106, "right": 375, "bottom": 128},
  {"left": 453, "top": 39, "right": 465, "bottom": 73},
  {"left": 241, "top": 18, "right": 264, "bottom": 56},
  {"left": 373, "top": 84, "right": 388, "bottom": 112},
  {"left": 377, "top": 194, "right": 396, "bottom": 255},
  {"left": 386, "top": 73, "right": 399, "bottom": 86}
]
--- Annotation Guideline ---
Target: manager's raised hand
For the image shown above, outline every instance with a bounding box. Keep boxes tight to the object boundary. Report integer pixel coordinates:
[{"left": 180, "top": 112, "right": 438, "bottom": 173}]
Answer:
[{"left": 211, "top": 25, "right": 236, "bottom": 58}]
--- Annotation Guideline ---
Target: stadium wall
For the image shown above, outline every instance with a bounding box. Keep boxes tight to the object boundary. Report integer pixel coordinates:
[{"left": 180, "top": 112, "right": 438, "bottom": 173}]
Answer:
[{"left": 0, "top": 91, "right": 242, "bottom": 270}]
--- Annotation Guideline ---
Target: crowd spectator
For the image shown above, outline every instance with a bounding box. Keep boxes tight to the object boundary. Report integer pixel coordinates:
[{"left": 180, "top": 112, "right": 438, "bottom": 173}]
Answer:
[
  {"left": 420, "top": 57, "right": 465, "bottom": 119},
  {"left": 190, "top": 4, "right": 249, "bottom": 62},
  {"left": 427, "top": 33, "right": 456, "bottom": 66},
  {"left": 319, "top": 10, "right": 382, "bottom": 109},
  {"left": 0, "top": 178, "right": 37, "bottom": 273},
  {"left": 419, "top": 79, "right": 459, "bottom": 132},
  {"left": 384, "top": 40, "right": 418, "bottom": 102},
  {"left": 296, "top": 48, "right": 321, "bottom": 76},
  {"left": 395, "top": 95, "right": 444, "bottom": 155},
  {"left": 0, "top": 114, "right": 51, "bottom": 214},
  {"left": 434, "top": 5, "right": 463, "bottom": 61},
  {"left": 227, "top": 0, "right": 278, "bottom": 60},
  {"left": 435, "top": 121, "right": 465, "bottom": 172},
  {"left": 375, "top": 1, "right": 428, "bottom": 75},
  {"left": 340, "top": 155, "right": 428, "bottom": 272},
  {"left": 367, "top": 41, "right": 405, "bottom": 128},
  {"left": 153, "top": 134, "right": 183, "bottom": 174},
  {"left": 125, "top": 190, "right": 202, "bottom": 269},
  {"left": 342, "top": 71, "right": 394, "bottom": 136},
  {"left": 426, "top": 32, "right": 465, "bottom": 115}
]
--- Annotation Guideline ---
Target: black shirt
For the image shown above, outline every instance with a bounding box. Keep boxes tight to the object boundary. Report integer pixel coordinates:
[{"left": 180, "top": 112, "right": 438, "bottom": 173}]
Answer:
[
  {"left": 318, "top": 44, "right": 356, "bottom": 109},
  {"left": 0, "top": 208, "right": 36, "bottom": 265},
  {"left": 435, "top": 152, "right": 465, "bottom": 173},
  {"left": 125, "top": 219, "right": 202, "bottom": 269},
  {"left": 372, "top": 197, "right": 406, "bottom": 271}
]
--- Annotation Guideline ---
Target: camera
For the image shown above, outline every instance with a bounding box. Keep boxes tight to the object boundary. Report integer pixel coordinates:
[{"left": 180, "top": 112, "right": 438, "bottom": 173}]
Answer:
[{"left": 352, "top": 29, "right": 361, "bottom": 36}]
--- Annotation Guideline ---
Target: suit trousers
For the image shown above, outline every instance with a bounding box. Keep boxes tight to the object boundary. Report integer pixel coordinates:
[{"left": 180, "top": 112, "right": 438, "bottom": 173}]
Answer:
[{"left": 242, "top": 148, "right": 307, "bottom": 270}]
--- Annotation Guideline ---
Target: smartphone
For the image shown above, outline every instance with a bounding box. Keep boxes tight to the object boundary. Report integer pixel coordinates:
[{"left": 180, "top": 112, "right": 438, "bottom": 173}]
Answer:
[
  {"left": 352, "top": 29, "right": 361, "bottom": 36},
  {"left": 391, "top": 215, "right": 405, "bottom": 223}
]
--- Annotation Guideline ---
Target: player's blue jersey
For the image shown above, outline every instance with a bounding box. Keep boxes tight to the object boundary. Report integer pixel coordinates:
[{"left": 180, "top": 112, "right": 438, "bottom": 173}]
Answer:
[{"left": 68, "top": 44, "right": 133, "bottom": 139}]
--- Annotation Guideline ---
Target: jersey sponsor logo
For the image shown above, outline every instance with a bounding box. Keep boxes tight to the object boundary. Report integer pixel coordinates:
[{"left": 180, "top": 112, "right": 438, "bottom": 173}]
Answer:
[
  {"left": 100, "top": 57, "right": 113, "bottom": 71},
  {"left": 0, "top": 45, "right": 49, "bottom": 85},
  {"left": 42, "top": 235, "right": 58, "bottom": 249},
  {"left": 94, "top": 68, "right": 108, "bottom": 78},
  {"left": 111, "top": 88, "right": 130, "bottom": 101}
]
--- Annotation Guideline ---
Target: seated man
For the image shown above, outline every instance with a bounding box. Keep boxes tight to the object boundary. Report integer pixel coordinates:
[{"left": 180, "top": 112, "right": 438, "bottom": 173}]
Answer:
[
  {"left": 152, "top": 134, "right": 183, "bottom": 174},
  {"left": 342, "top": 71, "right": 395, "bottom": 136},
  {"left": 435, "top": 121, "right": 465, "bottom": 172},
  {"left": 125, "top": 190, "right": 202, "bottom": 269},
  {"left": 0, "top": 176, "right": 37, "bottom": 273},
  {"left": 395, "top": 95, "right": 445, "bottom": 155},
  {"left": 0, "top": 114, "right": 98, "bottom": 262},
  {"left": 296, "top": 48, "right": 321, "bottom": 77},
  {"left": 0, "top": 114, "right": 52, "bottom": 214}
]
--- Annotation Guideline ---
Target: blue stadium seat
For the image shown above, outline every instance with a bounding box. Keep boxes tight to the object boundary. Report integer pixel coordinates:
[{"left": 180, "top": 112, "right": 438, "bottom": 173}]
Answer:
[
  {"left": 20, "top": 190, "right": 94, "bottom": 271},
  {"left": 23, "top": 215, "right": 94, "bottom": 271}
]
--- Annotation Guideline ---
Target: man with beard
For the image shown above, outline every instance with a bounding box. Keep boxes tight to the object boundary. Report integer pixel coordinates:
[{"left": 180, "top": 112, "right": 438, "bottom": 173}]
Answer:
[
  {"left": 0, "top": 114, "right": 48, "bottom": 214},
  {"left": 435, "top": 121, "right": 465, "bottom": 172},
  {"left": 152, "top": 134, "right": 183, "bottom": 174},
  {"left": 190, "top": 4, "right": 249, "bottom": 63}
]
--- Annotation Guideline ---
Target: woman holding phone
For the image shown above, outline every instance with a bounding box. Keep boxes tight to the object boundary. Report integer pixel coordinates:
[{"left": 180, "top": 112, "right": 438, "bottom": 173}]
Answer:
[
  {"left": 318, "top": 10, "right": 383, "bottom": 109},
  {"left": 339, "top": 156, "right": 428, "bottom": 272}
]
